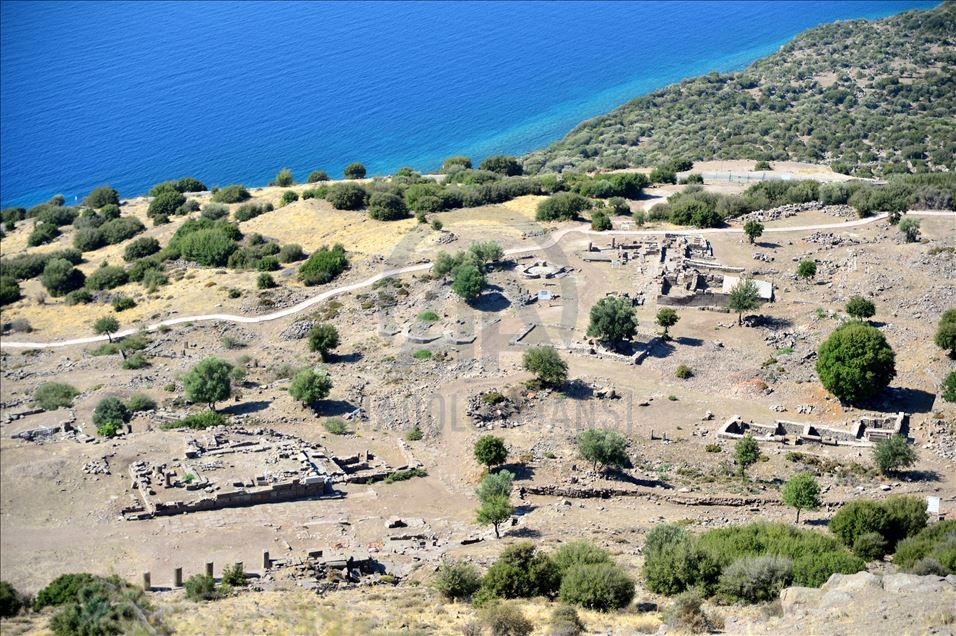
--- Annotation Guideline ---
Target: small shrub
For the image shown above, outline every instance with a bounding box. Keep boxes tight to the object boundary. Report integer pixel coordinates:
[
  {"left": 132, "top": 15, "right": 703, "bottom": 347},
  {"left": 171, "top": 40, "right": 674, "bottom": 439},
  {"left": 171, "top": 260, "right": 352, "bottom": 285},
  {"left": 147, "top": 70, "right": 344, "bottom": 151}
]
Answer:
[
  {"left": 0, "top": 580, "right": 23, "bottom": 618},
  {"left": 327, "top": 183, "right": 367, "bottom": 210},
  {"left": 419, "top": 310, "right": 440, "bottom": 322},
  {"left": 480, "top": 542, "right": 560, "bottom": 600},
  {"left": 278, "top": 243, "right": 305, "bottom": 263},
  {"left": 675, "top": 364, "right": 693, "bottom": 379},
  {"left": 212, "top": 184, "right": 251, "bottom": 204},
  {"left": 705, "top": 444, "right": 722, "bottom": 453},
  {"left": 383, "top": 467, "right": 427, "bottom": 483},
  {"left": 85, "top": 265, "right": 129, "bottom": 291},
  {"left": 480, "top": 601, "right": 533, "bottom": 636},
  {"left": 280, "top": 190, "right": 299, "bottom": 206},
  {"left": 92, "top": 397, "right": 131, "bottom": 427},
  {"left": 559, "top": 562, "right": 635, "bottom": 611},
  {"left": 792, "top": 551, "right": 866, "bottom": 587},
  {"left": 664, "top": 591, "right": 717, "bottom": 634},
  {"left": 126, "top": 393, "right": 156, "bottom": 412},
  {"left": 33, "top": 573, "right": 98, "bottom": 610},
  {"left": 201, "top": 202, "right": 229, "bottom": 220},
  {"left": 183, "top": 574, "right": 222, "bottom": 601},
  {"left": 221, "top": 563, "right": 246, "bottom": 587},
  {"left": 549, "top": 606, "right": 585, "bottom": 636},
  {"left": 323, "top": 418, "right": 348, "bottom": 435},
  {"left": 34, "top": 382, "right": 79, "bottom": 411},
  {"left": 97, "top": 421, "right": 122, "bottom": 437},
  {"left": 413, "top": 349, "right": 433, "bottom": 360},
  {"left": 111, "top": 295, "right": 136, "bottom": 311},
  {"left": 257, "top": 273, "right": 277, "bottom": 289},
  {"left": 298, "top": 243, "right": 348, "bottom": 286},
  {"left": 853, "top": 531, "right": 888, "bottom": 560},
  {"left": 433, "top": 560, "right": 481, "bottom": 600},
  {"left": 123, "top": 237, "right": 161, "bottom": 262},
  {"left": 717, "top": 555, "right": 793, "bottom": 603},
  {"left": 122, "top": 352, "right": 148, "bottom": 369},
  {"left": 307, "top": 170, "right": 329, "bottom": 183}
]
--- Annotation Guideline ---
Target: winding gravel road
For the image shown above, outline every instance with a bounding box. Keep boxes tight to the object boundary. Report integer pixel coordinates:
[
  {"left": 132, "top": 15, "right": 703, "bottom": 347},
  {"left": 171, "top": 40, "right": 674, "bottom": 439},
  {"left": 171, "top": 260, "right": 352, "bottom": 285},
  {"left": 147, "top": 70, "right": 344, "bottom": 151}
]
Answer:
[{"left": 2, "top": 211, "right": 951, "bottom": 350}]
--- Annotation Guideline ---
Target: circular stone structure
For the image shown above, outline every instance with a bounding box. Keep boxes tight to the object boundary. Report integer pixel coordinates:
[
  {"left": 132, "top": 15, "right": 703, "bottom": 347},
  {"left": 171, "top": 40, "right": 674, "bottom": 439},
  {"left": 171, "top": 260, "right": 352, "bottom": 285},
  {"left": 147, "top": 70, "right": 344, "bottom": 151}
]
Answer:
[{"left": 520, "top": 260, "right": 566, "bottom": 279}]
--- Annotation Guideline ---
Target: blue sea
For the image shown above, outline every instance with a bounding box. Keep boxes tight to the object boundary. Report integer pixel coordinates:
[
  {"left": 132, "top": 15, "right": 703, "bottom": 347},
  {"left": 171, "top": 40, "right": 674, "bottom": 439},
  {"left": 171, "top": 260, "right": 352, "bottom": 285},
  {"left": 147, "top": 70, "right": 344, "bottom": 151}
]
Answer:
[{"left": 0, "top": 0, "right": 937, "bottom": 208}]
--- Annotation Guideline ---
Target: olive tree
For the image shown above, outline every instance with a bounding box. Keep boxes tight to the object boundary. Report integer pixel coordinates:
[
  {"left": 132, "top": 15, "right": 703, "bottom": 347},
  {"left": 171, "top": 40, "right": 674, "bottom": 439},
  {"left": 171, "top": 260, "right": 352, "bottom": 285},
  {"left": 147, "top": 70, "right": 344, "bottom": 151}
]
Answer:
[
  {"left": 307, "top": 323, "right": 340, "bottom": 361},
  {"left": 734, "top": 434, "right": 760, "bottom": 477},
  {"left": 474, "top": 435, "right": 508, "bottom": 468},
  {"left": 935, "top": 308, "right": 956, "bottom": 357},
  {"left": 577, "top": 429, "right": 628, "bottom": 472},
  {"left": 655, "top": 308, "right": 679, "bottom": 339},
  {"left": 845, "top": 296, "right": 876, "bottom": 321},
  {"left": 586, "top": 296, "right": 636, "bottom": 347},
  {"left": 183, "top": 357, "right": 234, "bottom": 410},
  {"left": 522, "top": 346, "right": 568, "bottom": 388},
  {"left": 288, "top": 368, "right": 333, "bottom": 406},
  {"left": 728, "top": 279, "right": 760, "bottom": 325},
  {"left": 743, "top": 220, "right": 764, "bottom": 244},
  {"left": 781, "top": 472, "right": 821, "bottom": 523},
  {"left": 93, "top": 316, "right": 120, "bottom": 342}
]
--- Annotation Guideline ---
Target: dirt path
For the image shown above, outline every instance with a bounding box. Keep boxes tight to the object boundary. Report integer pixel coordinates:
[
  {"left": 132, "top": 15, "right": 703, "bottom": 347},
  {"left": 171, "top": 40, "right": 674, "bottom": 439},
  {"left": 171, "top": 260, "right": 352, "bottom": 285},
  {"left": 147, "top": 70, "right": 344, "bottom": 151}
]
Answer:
[{"left": 2, "top": 211, "right": 950, "bottom": 350}]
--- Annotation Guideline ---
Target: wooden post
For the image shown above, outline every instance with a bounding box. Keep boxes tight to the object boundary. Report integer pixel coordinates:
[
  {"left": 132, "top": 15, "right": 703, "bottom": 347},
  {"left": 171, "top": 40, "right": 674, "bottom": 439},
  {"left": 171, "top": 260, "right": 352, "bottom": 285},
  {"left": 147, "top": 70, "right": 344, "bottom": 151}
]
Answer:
[
  {"left": 142, "top": 572, "right": 151, "bottom": 591},
  {"left": 206, "top": 562, "right": 214, "bottom": 577},
  {"left": 174, "top": 567, "right": 183, "bottom": 587}
]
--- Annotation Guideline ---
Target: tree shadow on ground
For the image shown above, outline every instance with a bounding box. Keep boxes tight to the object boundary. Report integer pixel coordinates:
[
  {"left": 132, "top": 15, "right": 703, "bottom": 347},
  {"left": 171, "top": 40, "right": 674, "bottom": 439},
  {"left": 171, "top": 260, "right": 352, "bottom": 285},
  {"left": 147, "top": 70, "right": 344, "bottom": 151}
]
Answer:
[
  {"left": 805, "top": 518, "right": 830, "bottom": 528},
  {"left": 607, "top": 470, "right": 673, "bottom": 490},
  {"left": 757, "top": 241, "right": 782, "bottom": 249},
  {"left": 903, "top": 469, "right": 941, "bottom": 482},
  {"left": 221, "top": 400, "right": 270, "bottom": 416},
  {"left": 644, "top": 339, "right": 675, "bottom": 359},
  {"left": 562, "top": 379, "right": 594, "bottom": 400},
  {"left": 312, "top": 399, "right": 359, "bottom": 418},
  {"left": 331, "top": 351, "right": 363, "bottom": 363},
  {"left": 471, "top": 291, "right": 511, "bottom": 313},
  {"left": 507, "top": 527, "right": 542, "bottom": 539},
  {"left": 863, "top": 386, "right": 937, "bottom": 414},
  {"left": 744, "top": 315, "right": 794, "bottom": 330},
  {"left": 498, "top": 463, "right": 534, "bottom": 481},
  {"left": 675, "top": 336, "right": 705, "bottom": 347}
]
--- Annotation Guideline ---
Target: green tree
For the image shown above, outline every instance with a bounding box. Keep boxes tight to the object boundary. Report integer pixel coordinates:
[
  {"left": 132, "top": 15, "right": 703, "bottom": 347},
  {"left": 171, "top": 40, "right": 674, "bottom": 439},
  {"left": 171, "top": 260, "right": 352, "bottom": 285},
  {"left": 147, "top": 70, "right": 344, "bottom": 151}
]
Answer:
[
  {"left": 274, "top": 168, "right": 293, "bottom": 186},
  {"left": 898, "top": 217, "right": 920, "bottom": 242},
  {"left": 873, "top": 435, "right": 917, "bottom": 475},
  {"left": 591, "top": 210, "right": 612, "bottom": 231},
  {"left": 477, "top": 494, "right": 513, "bottom": 539},
  {"left": 307, "top": 323, "right": 340, "bottom": 361},
  {"left": 343, "top": 162, "right": 366, "bottom": 179},
  {"left": 743, "top": 220, "right": 764, "bottom": 244},
  {"left": 935, "top": 308, "right": 956, "bottom": 357},
  {"left": 734, "top": 434, "right": 760, "bottom": 477},
  {"left": 816, "top": 323, "right": 896, "bottom": 403},
  {"left": 844, "top": 296, "right": 875, "bottom": 321},
  {"left": 93, "top": 316, "right": 120, "bottom": 342},
  {"left": 728, "top": 278, "right": 761, "bottom": 325},
  {"left": 0, "top": 581, "right": 23, "bottom": 618},
  {"left": 781, "top": 472, "right": 821, "bottom": 523},
  {"left": 536, "top": 192, "right": 590, "bottom": 221},
  {"left": 468, "top": 240, "right": 504, "bottom": 269},
  {"left": 184, "top": 357, "right": 234, "bottom": 410},
  {"left": 432, "top": 560, "right": 481, "bottom": 600},
  {"left": 451, "top": 263, "right": 485, "bottom": 301},
  {"left": 522, "top": 346, "right": 568, "bottom": 388},
  {"left": 656, "top": 308, "right": 679, "bottom": 339},
  {"left": 480, "top": 542, "right": 560, "bottom": 598},
  {"left": 477, "top": 470, "right": 514, "bottom": 503},
  {"left": 474, "top": 435, "right": 508, "bottom": 468},
  {"left": 41, "top": 258, "right": 85, "bottom": 297},
  {"left": 307, "top": 170, "right": 328, "bottom": 183},
  {"left": 586, "top": 296, "right": 636, "bottom": 346},
  {"left": 577, "top": 428, "right": 628, "bottom": 472},
  {"left": 797, "top": 259, "right": 817, "bottom": 280},
  {"left": 288, "top": 368, "right": 333, "bottom": 406},
  {"left": 84, "top": 185, "right": 119, "bottom": 208},
  {"left": 326, "top": 183, "right": 367, "bottom": 210},
  {"left": 559, "top": 562, "right": 635, "bottom": 611},
  {"left": 298, "top": 243, "right": 348, "bottom": 285},
  {"left": 34, "top": 383, "right": 79, "bottom": 411},
  {"left": 211, "top": 184, "right": 251, "bottom": 204}
]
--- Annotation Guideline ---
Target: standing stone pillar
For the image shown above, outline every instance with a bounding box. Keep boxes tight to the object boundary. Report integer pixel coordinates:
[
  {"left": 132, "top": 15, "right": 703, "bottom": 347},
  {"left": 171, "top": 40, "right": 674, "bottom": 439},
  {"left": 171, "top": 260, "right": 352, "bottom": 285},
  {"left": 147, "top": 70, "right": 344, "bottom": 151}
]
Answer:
[
  {"left": 262, "top": 551, "right": 271, "bottom": 570},
  {"left": 142, "top": 572, "right": 151, "bottom": 591},
  {"left": 174, "top": 567, "right": 183, "bottom": 587},
  {"left": 205, "top": 562, "right": 214, "bottom": 577}
]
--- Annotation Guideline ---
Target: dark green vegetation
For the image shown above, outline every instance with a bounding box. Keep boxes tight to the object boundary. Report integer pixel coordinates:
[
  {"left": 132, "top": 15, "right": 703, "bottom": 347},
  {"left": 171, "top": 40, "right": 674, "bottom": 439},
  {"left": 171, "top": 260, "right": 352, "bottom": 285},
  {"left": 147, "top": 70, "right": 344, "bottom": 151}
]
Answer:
[
  {"left": 34, "top": 382, "right": 79, "bottom": 411},
  {"left": 33, "top": 572, "right": 164, "bottom": 635},
  {"left": 586, "top": 296, "right": 636, "bottom": 346},
  {"left": 298, "top": 243, "right": 348, "bottom": 286},
  {"left": 829, "top": 496, "right": 929, "bottom": 561},
  {"left": 443, "top": 541, "right": 634, "bottom": 612},
  {"left": 815, "top": 322, "right": 896, "bottom": 403},
  {"left": 525, "top": 4, "right": 955, "bottom": 177},
  {"left": 577, "top": 428, "right": 628, "bottom": 472},
  {"left": 522, "top": 346, "right": 568, "bottom": 388},
  {"left": 642, "top": 521, "right": 868, "bottom": 601},
  {"left": 288, "top": 368, "right": 333, "bottom": 406}
]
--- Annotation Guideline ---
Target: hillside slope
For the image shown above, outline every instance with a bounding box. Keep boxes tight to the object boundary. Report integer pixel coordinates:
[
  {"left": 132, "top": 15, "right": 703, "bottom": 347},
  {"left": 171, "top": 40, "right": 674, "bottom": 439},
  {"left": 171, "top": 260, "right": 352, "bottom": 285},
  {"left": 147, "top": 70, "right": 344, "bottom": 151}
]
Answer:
[{"left": 524, "top": 3, "right": 955, "bottom": 178}]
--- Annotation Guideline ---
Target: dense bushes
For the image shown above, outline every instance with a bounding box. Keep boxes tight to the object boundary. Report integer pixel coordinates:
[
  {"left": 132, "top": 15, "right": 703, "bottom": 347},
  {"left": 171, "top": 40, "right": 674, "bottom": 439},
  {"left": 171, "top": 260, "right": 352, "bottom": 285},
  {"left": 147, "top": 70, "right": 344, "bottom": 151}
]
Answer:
[
  {"left": 85, "top": 265, "right": 129, "bottom": 290},
  {"left": 212, "top": 184, "right": 251, "bottom": 204},
  {"left": 559, "top": 562, "right": 635, "bottom": 611},
  {"left": 892, "top": 520, "right": 956, "bottom": 573},
  {"left": 480, "top": 542, "right": 561, "bottom": 600},
  {"left": 149, "top": 177, "right": 206, "bottom": 196},
  {"left": 0, "top": 581, "right": 22, "bottom": 617},
  {"left": 148, "top": 189, "right": 186, "bottom": 221},
  {"left": 828, "top": 497, "right": 926, "bottom": 562},
  {"left": 343, "top": 162, "right": 367, "bottom": 179},
  {"left": 84, "top": 186, "right": 120, "bottom": 208},
  {"left": 177, "top": 228, "right": 238, "bottom": 266},
  {"left": 298, "top": 243, "right": 348, "bottom": 285},
  {"left": 123, "top": 237, "right": 161, "bottom": 262},
  {"left": 536, "top": 192, "right": 590, "bottom": 221},
  {"left": 643, "top": 521, "right": 865, "bottom": 600},
  {"left": 433, "top": 560, "right": 482, "bottom": 600},
  {"left": 480, "top": 155, "right": 523, "bottom": 176},
  {"left": 326, "top": 183, "right": 368, "bottom": 210},
  {"left": 41, "top": 258, "right": 86, "bottom": 296},
  {"left": 0, "top": 275, "right": 21, "bottom": 306},
  {"left": 34, "top": 382, "right": 79, "bottom": 410},
  {"left": 368, "top": 192, "right": 408, "bottom": 220},
  {"left": 28, "top": 222, "right": 60, "bottom": 246},
  {"left": 1, "top": 248, "right": 82, "bottom": 281}
]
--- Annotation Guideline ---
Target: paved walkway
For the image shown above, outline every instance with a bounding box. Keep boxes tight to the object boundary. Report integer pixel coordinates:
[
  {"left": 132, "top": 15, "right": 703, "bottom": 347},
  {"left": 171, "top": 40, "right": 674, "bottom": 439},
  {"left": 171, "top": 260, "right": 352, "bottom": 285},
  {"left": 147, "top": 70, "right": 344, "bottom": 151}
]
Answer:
[{"left": 2, "top": 210, "right": 951, "bottom": 349}]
